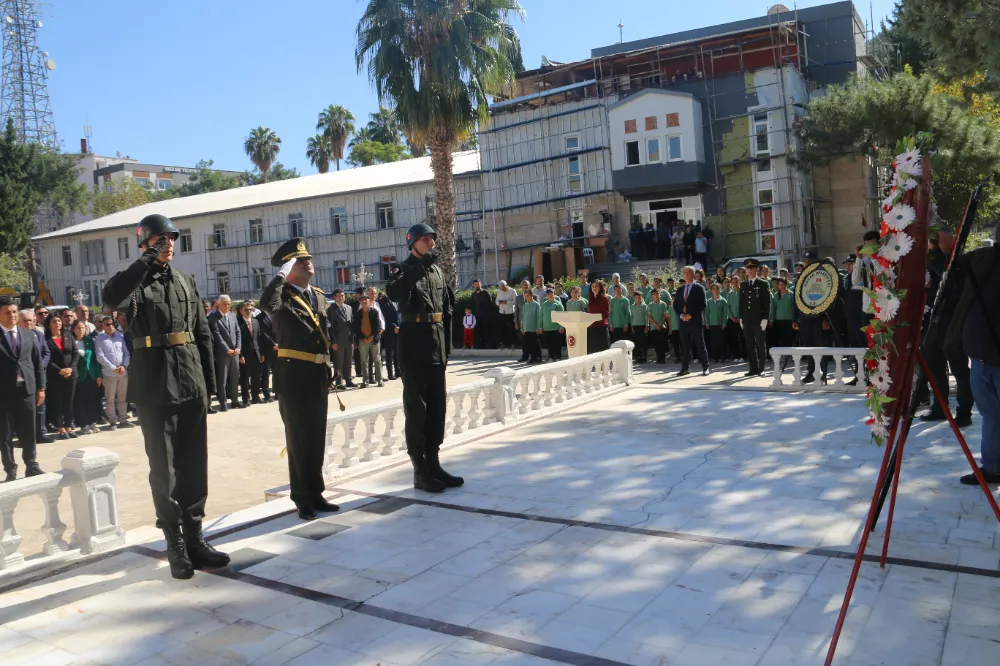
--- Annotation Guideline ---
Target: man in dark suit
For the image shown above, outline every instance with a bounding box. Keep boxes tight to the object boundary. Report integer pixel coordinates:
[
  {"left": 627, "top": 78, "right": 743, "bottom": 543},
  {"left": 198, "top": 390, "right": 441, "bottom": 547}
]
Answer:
[
  {"left": 739, "top": 259, "right": 772, "bottom": 376},
  {"left": 1, "top": 296, "right": 45, "bottom": 481},
  {"left": 256, "top": 309, "right": 277, "bottom": 402},
  {"left": 327, "top": 289, "right": 354, "bottom": 388},
  {"left": 377, "top": 292, "right": 400, "bottom": 380},
  {"left": 237, "top": 300, "right": 262, "bottom": 405},
  {"left": 672, "top": 266, "right": 710, "bottom": 377},
  {"left": 17, "top": 308, "right": 54, "bottom": 443},
  {"left": 208, "top": 294, "right": 242, "bottom": 410}
]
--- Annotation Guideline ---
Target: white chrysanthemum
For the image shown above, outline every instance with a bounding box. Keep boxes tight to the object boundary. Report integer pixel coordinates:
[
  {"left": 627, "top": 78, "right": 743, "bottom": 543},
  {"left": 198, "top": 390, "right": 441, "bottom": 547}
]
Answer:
[
  {"left": 882, "top": 191, "right": 901, "bottom": 208},
  {"left": 882, "top": 204, "right": 916, "bottom": 231},
  {"left": 871, "top": 421, "right": 889, "bottom": 439},
  {"left": 879, "top": 232, "right": 914, "bottom": 263},
  {"left": 877, "top": 356, "right": 891, "bottom": 376},
  {"left": 870, "top": 371, "right": 892, "bottom": 394},
  {"left": 894, "top": 171, "right": 918, "bottom": 191},
  {"left": 874, "top": 287, "right": 901, "bottom": 322},
  {"left": 896, "top": 149, "right": 922, "bottom": 176}
]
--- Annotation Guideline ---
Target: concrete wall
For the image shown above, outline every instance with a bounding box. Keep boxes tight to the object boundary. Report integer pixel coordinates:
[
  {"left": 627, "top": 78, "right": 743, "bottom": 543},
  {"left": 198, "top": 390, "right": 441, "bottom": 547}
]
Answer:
[
  {"left": 608, "top": 90, "right": 704, "bottom": 170},
  {"left": 812, "top": 155, "right": 878, "bottom": 260}
]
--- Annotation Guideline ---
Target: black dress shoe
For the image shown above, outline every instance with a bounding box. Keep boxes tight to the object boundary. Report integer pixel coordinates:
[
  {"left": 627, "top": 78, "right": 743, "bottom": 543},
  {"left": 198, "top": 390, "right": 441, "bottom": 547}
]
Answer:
[
  {"left": 702, "top": 367, "right": 710, "bottom": 376},
  {"left": 207, "top": 406, "right": 218, "bottom": 415},
  {"left": 961, "top": 469, "right": 1000, "bottom": 485},
  {"left": 314, "top": 497, "right": 340, "bottom": 513},
  {"left": 184, "top": 524, "right": 231, "bottom": 569},
  {"left": 38, "top": 435, "right": 55, "bottom": 444},
  {"left": 676, "top": 369, "right": 691, "bottom": 377},
  {"left": 744, "top": 371, "right": 756, "bottom": 377},
  {"left": 955, "top": 413, "right": 973, "bottom": 428},
  {"left": 218, "top": 404, "right": 229, "bottom": 412},
  {"left": 919, "top": 411, "right": 946, "bottom": 422},
  {"left": 163, "top": 527, "right": 194, "bottom": 580},
  {"left": 297, "top": 506, "right": 318, "bottom": 521},
  {"left": 345, "top": 381, "right": 356, "bottom": 388},
  {"left": 264, "top": 396, "right": 274, "bottom": 403},
  {"left": 3, "top": 471, "right": 15, "bottom": 483},
  {"left": 25, "top": 465, "right": 44, "bottom": 477},
  {"left": 802, "top": 375, "right": 815, "bottom": 384}
]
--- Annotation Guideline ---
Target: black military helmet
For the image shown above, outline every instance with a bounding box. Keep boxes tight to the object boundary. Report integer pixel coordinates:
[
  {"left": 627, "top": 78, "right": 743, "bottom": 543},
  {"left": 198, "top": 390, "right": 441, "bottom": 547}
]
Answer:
[
  {"left": 136, "top": 214, "right": 179, "bottom": 248},
  {"left": 405, "top": 223, "right": 436, "bottom": 249}
]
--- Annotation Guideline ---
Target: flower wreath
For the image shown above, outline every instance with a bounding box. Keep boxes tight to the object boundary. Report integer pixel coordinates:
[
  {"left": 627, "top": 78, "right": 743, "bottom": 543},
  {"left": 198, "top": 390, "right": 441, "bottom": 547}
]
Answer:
[{"left": 862, "top": 139, "right": 924, "bottom": 444}]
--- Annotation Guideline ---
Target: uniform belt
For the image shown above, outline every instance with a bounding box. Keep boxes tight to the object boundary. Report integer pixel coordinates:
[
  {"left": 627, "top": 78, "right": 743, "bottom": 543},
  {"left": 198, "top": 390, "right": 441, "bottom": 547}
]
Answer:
[
  {"left": 277, "top": 348, "right": 330, "bottom": 364},
  {"left": 134, "top": 332, "right": 194, "bottom": 348},
  {"left": 401, "top": 312, "right": 443, "bottom": 323}
]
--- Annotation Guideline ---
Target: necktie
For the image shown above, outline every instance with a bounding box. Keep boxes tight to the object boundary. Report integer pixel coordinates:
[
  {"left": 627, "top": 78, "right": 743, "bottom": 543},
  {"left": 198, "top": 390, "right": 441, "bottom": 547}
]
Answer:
[{"left": 8, "top": 330, "right": 16, "bottom": 354}]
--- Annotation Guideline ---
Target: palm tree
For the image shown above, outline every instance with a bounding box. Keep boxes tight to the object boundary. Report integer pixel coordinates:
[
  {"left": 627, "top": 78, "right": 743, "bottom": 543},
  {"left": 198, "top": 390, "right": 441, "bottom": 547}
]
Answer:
[
  {"left": 306, "top": 134, "right": 333, "bottom": 174},
  {"left": 317, "top": 105, "right": 356, "bottom": 171},
  {"left": 243, "top": 127, "right": 282, "bottom": 183},
  {"left": 356, "top": 0, "right": 523, "bottom": 287},
  {"left": 366, "top": 107, "right": 401, "bottom": 145}
]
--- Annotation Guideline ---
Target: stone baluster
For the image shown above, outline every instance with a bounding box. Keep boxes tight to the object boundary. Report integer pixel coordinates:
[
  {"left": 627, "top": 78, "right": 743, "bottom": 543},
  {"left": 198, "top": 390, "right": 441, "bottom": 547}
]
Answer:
[
  {"left": 0, "top": 496, "right": 23, "bottom": 570},
  {"left": 830, "top": 352, "right": 846, "bottom": 388},
  {"left": 41, "top": 486, "right": 68, "bottom": 556},
  {"left": 452, "top": 394, "right": 468, "bottom": 434},
  {"left": 854, "top": 351, "right": 867, "bottom": 385},
  {"left": 542, "top": 372, "right": 556, "bottom": 407},
  {"left": 339, "top": 419, "right": 360, "bottom": 469},
  {"left": 770, "top": 350, "right": 784, "bottom": 387},
  {"left": 790, "top": 353, "right": 803, "bottom": 387},
  {"left": 61, "top": 448, "right": 126, "bottom": 555},
  {"left": 361, "top": 416, "right": 381, "bottom": 462},
  {"left": 485, "top": 367, "right": 517, "bottom": 425},
  {"left": 468, "top": 388, "right": 485, "bottom": 429},
  {"left": 380, "top": 410, "right": 401, "bottom": 456},
  {"left": 532, "top": 376, "right": 546, "bottom": 410}
]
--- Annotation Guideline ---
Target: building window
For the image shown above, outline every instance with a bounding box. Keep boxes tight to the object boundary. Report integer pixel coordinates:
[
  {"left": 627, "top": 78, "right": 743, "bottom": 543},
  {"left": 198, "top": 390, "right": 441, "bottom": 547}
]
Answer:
[
  {"left": 81, "top": 239, "right": 106, "bottom": 276},
  {"left": 567, "top": 155, "right": 582, "bottom": 192},
  {"left": 249, "top": 219, "right": 263, "bottom": 244},
  {"left": 252, "top": 267, "right": 267, "bottom": 291},
  {"left": 666, "top": 112, "right": 680, "bottom": 128},
  {"left": 288, "top": 213, "right": 304, "bottom": 238},
  {"left": 644, "top": 116, "right": 657, "bottom": 131},
  {"left": 425, "top": 196, "right": 435, "bottom": 218},
  {"left": 625, "top": 141, "right": 640, "bottom": 167},
  {"left": 624, "top": 119, "right": 637, "bottom": 134},
  {"left": 216, "top": 271, "right": 230, "bottom": 295},
  {"left": 65, "top": 287, "right": 74, "bottom": 305},
  {"left": 330, "top": 207, "right": 346, "bottom": 234},
  {"left": 117, "top": 237, "right": 129, "bottom": 261},
  {"left": 335, "top": 260, "right": 349, "bottom": 285},
  {"left": 757, "top": 158, "right": 772, "bottom": 173},
  {"left": 753, "top": 113, "right": 770, "bottom": 155},
  {"left": 134, "top": 177, "right": 150, "bottom": 187},
  {"left": 758, "top": 189, "right": 774, "bottom": 205},
  {"left": 758, "top": 188, "right": 776, "bottom": 252},
  {"left": 213, "top": 224, "right": 227, "bottom": 248},
  {"left": 667, "top": 136, "right": 683, "bottom": 161},
  {"left": 62, "top": 245, "right": 72, "bottom": 266},
  {"left": 379, "top": 255, "right": 397, "bottom": 282},
  {"left": 179, "top": 228, "right": 192, "bottom": 253},
  {"left": 570, "top": 208, "right": 585, "bottom": 238},
  {"left": 157, "top": 180, "right": 171, "bottom": 190},
  {"left": 377, "top": 202, "right": 394, "bottom": 229},
  {"left": 646, "top": 138, "right": 661, "bottom": 163},
  {"left": 565, "top": 135, "right": 580, "bottom": 152}
]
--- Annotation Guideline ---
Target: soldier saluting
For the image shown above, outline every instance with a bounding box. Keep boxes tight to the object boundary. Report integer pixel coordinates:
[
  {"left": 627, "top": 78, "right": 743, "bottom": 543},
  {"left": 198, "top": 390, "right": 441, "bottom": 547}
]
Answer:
[
  {"left": 261, "top": 237, "right": 340, "bottom": 521},
  {"left": 103, "top": 214, "right": 229, "bottom": 580},
  {"left": 386, "top": 223, "right": 461, "bottom": 493}
]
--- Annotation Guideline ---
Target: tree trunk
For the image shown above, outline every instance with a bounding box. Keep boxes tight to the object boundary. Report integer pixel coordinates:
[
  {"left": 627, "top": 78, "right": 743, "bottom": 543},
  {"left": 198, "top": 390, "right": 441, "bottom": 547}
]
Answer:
[
  {"left": 428, "top": 136, "right": 457, "bottom": 289},
  {"left": 335, "top": 158, "right": 341, "bottom": 171}
]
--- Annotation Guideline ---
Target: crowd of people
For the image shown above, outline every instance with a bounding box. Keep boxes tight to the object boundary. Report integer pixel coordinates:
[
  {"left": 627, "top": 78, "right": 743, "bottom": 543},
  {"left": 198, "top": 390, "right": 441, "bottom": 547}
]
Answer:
[{"left": 627, "top": 219, "right": 715, "bottom": 265}]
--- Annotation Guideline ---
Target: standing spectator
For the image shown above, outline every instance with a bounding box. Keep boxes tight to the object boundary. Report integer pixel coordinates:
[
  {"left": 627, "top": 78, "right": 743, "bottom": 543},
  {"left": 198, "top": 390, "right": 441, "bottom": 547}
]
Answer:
[
  {"left": 769, "top": 277, "right": 796, "bottom": 372},
  {"left": 327, "top": 289, "right": 355, "bottom": 389},
  {"left": 706, "top": 284, "right": 729, "bottom": 362},
  {"left": 1, "top": 296, "right": 45, "bottom": 480},
  {"left": 378, "top": 292, "right": 400, "bottom": 380},
  {"left": 727, "top": 275, "right": 743, "bottom": 361},
  {"left": 668, "top": 286, "right": 683, "bottom": 363},
  {"left": 365, "top": 287, "right": 386, "bottom": 381},
  {"left": 587, "top": 280, "right": 611, "bottom": 353},
  {"left": 541, "top": 289, "right": 565, "bottom": 361},
  {"left": 609, "top": 284, "right": 632, "bottom": 343},
  {"left": 208, "top": 294, "right": 242, "bottom": 410},
  {"left": 553, "top": 283, "right": 570, "bottom": 307},
  {"left": 637, "top": 274, "right": 653, "bottom": 303},
  {"left": 629, "top": 291, "right": 649, "bottom": 363},
  {"left": 237, "top": 300, "right": 263, "bottom": 405},
  {"left": 462, "top": 308, "right": 477, "bottom": 349},
  {"left": 629, "top": 222, "right": 641, "bottom": 260},
  {"left": 71, "top": 320, "right": 102, "bottom": 435},
  {"left": 683, "top": 223, "right": 696, "bottom": 265},
  {"left": 671, "top": 224, "right": 685, "bottom": 262},
  {"left": 18, "top": 309, "right": 53, "bottom": 443},
  {"left": 33, "top": 305, "right": 48, "bottom": 335},
  {"left": 672, "top": 266, "right": 710, "bottom": 377},
  {"left": 642, "top": 222, "right": 656, "bottom": 260},
  {"left": 607, "top": 273, "right": 625, "bottom": 298},
  {"left": 715, "top": 265, "right": 727, "bottom": 284},
  {"left": 945, "top": 229, "right": 1000, "bottom": 484},
  {"left": 703, "top": 224, "right": 715, "bottom": 264},
  {"left": 656, "top": 220, "right": 670, "bottom": 259},
  {"left": 75, "top": 305, "right": 96, "bottom": 335},
  {"left": 531, "top": 275, "right": 547, "bottom": 303},
  {"left": 694, "top": 231, "right": 709, "bottom": 269},
  {"left": 95, "top": 315, "right": 131, "bottom": 430},
  {"left": 494, "top": 281, "right": 517, "bottom": 350},
  {"left": 514, "top": 279, "right": 531, "bottom": 361},
  {"left": 470, "top": 279, "right": 494, "bottom": 349},
  {"left": 647, "top": 289, "right": 669, "bottom": 364},
  {"left": 353, "top": 294, "right": 384, "bottom": 388},
  {"left": 567, "top": 286, "right": 588, "bottom": 311},
  {"left": 44, "top": 313, "right": 78, "bottom": 440},
  {"left": 519, "top": 290, "right": 542, "bottom": 363},
  {"left": 740, "top": 259, "right": 771, "bottom": 377},
  {"left": 256, "top": 309, "right": 277, "bottom": 401}
]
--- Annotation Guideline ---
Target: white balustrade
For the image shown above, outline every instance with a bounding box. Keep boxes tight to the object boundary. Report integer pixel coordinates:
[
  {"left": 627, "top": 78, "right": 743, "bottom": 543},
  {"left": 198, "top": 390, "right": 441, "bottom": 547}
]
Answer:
[
  {"left": 324, "top": 342, "right": 634, "bottom": 478},
  {"left": 0, "top": 447, "right": 125, "bottom": 580},
  {"left": 769, "top": 347, "right": 867, "bottom": 393}
]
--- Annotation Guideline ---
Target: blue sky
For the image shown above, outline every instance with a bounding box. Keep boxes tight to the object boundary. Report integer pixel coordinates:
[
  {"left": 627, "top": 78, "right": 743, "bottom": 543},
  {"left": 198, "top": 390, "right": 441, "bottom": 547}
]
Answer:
[{"left": 43, "top": 0, "right": 897, "bottom": 175}]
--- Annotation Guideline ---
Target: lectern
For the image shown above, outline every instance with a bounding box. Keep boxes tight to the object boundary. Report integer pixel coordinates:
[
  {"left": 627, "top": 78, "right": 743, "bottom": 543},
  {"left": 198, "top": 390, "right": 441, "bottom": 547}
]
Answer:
[{"left": 551, "top": 311, "right": 602, "bottom": 358}]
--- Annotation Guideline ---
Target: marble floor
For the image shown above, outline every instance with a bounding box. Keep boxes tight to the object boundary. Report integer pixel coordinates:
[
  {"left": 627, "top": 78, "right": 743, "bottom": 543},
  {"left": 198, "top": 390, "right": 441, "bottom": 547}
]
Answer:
[{"left": 2, "top": 385, "right": 999, "bottom": 666}]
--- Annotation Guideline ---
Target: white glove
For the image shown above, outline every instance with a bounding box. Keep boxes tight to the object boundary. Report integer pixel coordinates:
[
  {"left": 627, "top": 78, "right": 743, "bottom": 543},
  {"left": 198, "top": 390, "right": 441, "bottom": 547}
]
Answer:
[
  {"left": 739, "top": 319, "right": 744, "bottom": 329},
  {"left": 278, "top": 258, "right": 297, "bottom": 278},
  {"left": 760, "top": 319, "right": 767, "bottom": 331}
]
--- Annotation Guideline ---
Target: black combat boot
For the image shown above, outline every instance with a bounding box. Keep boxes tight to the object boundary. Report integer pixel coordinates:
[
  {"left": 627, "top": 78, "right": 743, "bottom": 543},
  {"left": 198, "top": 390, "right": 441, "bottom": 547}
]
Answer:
[
  {"left": 182, "top": 521, "right": 231, "bottom": 570},
  {"left": 163, "top": 526, "right": 194, "bottom": 580},
  {"left": 410, "top": 454, "right": 446, "bottom": 493},
  {"left": 427, "top": 448, "right": 464, "bottom": 488}
]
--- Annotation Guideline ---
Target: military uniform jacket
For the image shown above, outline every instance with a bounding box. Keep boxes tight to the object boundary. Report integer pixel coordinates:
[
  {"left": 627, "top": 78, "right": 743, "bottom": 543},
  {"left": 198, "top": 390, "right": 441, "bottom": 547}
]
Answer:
[
  {"left": 739, "top": 278, "right": 771, "bottom": 322},
  {"left": 261, "top": 276, "right": 332, "bottom": 397},
  {"left": 385, "top": 254, "right": 452, "bottom": 367},
  {"left": 103, "top": 260, "right": 215, "bottom": 405}
]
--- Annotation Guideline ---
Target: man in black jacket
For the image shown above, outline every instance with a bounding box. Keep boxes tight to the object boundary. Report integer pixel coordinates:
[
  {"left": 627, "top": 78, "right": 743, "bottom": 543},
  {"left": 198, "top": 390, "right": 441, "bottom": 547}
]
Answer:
[
  {"left": 1, "top": 297, "right": 45, "bottom": 481},
  {"left": 739, "top": 259, "right": 771, "bottom": 376},
  {"left": 256, "top": 309, "right": 277, "bottom": 402},
  {"left": 327, "top": 289, "right": 354, "bottom": 388},
  {"left": 470, "top": 279, "right": 495, "bottom": 349},
  {"left": 353, "top": 294, "right": 384, "bottom": 388},
  {"left": 672, "top": 266, "right": 710, "bottom": 377},
  {"left": 377, "top": 292, "right": 400, "bottom": 380},
  {"left": 103, "top": 214, "right": 228, "bottom": 579},
  {"left": 237, "top": 300, "right": 262, "bottom": 405}
]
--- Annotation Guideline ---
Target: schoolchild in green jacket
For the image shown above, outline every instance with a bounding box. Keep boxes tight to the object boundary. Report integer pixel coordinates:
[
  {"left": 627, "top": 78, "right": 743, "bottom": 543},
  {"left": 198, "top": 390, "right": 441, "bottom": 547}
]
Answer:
[
  {"left": 541, "top": 289, "right": 565, "bottom": 361},
  {"left": 647, "top": 289, "right": 670, "bottom": 364},
  {"left": 519, "top": 291, "right": 542, "bottom": 363},
  {"left": 630, "top": 292, "right": 649, "bottom": 362},
  {"left": 609, "top": 284, "right": 632, "bottom": 343}
]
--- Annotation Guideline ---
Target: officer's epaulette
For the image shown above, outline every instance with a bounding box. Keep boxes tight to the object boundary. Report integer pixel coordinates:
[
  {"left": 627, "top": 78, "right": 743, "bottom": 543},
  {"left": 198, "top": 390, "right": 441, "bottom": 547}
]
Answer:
[{"left": 310, "top": 286, "right": 324, "bottom": 294}]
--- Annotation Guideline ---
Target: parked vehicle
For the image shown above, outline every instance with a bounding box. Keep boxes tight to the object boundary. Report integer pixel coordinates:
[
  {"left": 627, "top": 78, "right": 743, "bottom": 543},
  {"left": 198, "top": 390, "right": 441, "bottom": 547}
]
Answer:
[{"left": 721, "top": 255, "right": 789, "bottom": 277}]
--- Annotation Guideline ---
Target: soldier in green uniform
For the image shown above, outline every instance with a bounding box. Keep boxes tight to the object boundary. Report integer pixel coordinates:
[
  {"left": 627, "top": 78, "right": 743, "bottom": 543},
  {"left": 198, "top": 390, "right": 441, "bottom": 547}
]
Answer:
[
  {"left": 566, "top": 286, "right": 588, "bottom": 312},
  {"left": 540, "top": 289, "right": 565, "bottom": 361},
  {"left": 103, "top": 214, "right": 229, "bottom": 579},
  {"left": 706, "top": 283, "right": 730, "bottom": 362},
  {"left": 609, "top": 284, "right": 632, "bottom": 343},
  {"left": 647, "top": 289, "right": 669, "bottom": 364},
  {"left": 386, "top": 224, "right": 461, "bottom": 493},
  {"left": 629, "top": 291, "right": 649, "bottom": 362},
  {"left": 519, "top": 289, "right": 543, "bottom": 363},
  {"left": 261, "top": 237, "right": 340, "bottom": 521},
  {"left": 769, "top": 276, "right": 796, "bottom": 371}
]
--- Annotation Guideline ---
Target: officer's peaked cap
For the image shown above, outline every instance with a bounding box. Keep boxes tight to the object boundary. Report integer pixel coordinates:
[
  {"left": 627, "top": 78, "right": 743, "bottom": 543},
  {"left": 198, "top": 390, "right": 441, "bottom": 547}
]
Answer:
[{"left": 271, "top": 237, "right": 312, "bottom": 267}]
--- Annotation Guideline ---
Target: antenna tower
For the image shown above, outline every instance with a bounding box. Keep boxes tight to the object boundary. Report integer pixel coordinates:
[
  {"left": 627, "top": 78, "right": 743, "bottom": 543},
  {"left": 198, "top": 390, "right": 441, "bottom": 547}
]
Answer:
[{"left": 0, "top": 0, "right": 58, "bottom": 148}]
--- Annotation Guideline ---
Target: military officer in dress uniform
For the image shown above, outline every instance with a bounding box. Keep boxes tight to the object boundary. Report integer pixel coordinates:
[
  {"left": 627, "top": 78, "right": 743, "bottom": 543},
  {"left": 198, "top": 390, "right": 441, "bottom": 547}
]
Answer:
[
  {"left": 386, "top": 223, "right": 461, "bottom": 494},
  {"left": 261, "top": 237, "right": 340, "bottom": 521},
  {"left": 739, "top": 259, "right": 772, "bottom": 377},
  {"left": 103, "top": 214, "right": 229, "bottom": 580}
]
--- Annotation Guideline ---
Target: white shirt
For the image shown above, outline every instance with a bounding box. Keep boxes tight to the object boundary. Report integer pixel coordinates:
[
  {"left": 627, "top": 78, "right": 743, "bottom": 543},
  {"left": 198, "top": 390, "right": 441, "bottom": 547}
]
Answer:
[
  {"left": 532, "top": 287, "right": 547, "bottom": 303},
  {"left": 495, "top": 288, "right": 516, "bottom": 315},
  {"left": 695, "top": 237, "right": 708, "bottom": 253},
  {"left": 463, "top": 314, "right": 477, "bottom": 329}
]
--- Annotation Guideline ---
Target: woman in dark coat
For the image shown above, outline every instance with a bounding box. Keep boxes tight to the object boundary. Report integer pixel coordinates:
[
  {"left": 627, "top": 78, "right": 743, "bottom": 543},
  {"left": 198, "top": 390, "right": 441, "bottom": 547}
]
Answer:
[
  {"left": 71, "top": 320, "right": 103, "bottom": 435},
  {"left": 586, "top": 280, "right": 611, "bottom": 354},
  {"left": 45, "top": 313, "right": 79, "bottom": 439}
]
